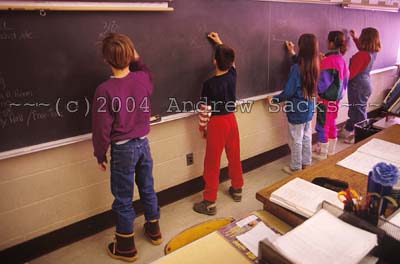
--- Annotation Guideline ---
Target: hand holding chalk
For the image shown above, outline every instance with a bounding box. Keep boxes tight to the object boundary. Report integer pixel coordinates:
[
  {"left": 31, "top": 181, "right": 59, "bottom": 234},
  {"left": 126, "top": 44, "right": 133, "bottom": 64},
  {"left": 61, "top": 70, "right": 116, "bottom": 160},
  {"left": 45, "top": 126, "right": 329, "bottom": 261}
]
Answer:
[
  {"left": 133, "top": 48, "right": 140, "bottom": 62},
  {"left": 349, "top": 29, "right": 356, "bottom": 39},
  {"left": 285, "top": 41, "right": 296, "bottom": 56},
  {"left": 208, "top": 32, "right": 223, "bottom": 45}
]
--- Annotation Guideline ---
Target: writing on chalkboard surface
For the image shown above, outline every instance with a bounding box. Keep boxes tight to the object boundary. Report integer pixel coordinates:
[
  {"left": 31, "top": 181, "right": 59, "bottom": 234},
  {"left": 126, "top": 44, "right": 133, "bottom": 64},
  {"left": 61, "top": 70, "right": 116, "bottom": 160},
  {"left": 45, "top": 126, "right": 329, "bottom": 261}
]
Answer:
[
  {"left": 1, "top": 0, "right": 400, "bottom": 159},
  {"left": 0, "top": 75, "right": 62, "bottom": 129},
  {"left": 0, "top": 19, "right": 35, "bottom": 40},
  {"left": 99, "top": 20, "right": 119, "bottom": 39}
]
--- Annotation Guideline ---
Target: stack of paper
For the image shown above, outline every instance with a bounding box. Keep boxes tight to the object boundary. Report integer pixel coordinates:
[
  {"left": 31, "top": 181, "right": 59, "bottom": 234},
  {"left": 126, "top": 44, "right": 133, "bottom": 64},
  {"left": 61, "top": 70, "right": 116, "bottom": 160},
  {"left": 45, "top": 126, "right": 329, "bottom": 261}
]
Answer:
[
  {"left": 271, "top": 209, "right": 378, "bottom": 264},
  {"left": 337, "top": 139, "right": 400, "bottom": 175},
  {"left": 270, "top": 178, "right": 344, "bottom": 218}
]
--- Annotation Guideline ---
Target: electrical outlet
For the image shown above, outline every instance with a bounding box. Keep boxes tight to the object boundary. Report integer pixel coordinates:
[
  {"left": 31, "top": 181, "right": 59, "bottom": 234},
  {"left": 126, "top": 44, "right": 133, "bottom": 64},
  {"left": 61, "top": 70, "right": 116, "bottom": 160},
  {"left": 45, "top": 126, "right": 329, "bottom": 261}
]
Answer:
[{"left": 186, "top": 153, "right": 194, "bottom": 166}]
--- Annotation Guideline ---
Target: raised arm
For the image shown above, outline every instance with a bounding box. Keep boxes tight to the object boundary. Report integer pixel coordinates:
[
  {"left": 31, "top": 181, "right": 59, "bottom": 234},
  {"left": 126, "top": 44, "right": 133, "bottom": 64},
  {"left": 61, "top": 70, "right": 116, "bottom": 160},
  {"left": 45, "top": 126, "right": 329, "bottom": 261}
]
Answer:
[
  {"left": 350, "top": 30, "right": 362, "bottom": 51},
  {"left": 208, "top": 32, "right": 223, "bottom": 45},
  {"left": 129, "top": 49, "right": 154, "bottom": 95},
  {"left": 285, "top": 41, "right": 298, "bottom": 63},
  {"left": 208, "top": 32, "right": 236, "bottom": 68}
]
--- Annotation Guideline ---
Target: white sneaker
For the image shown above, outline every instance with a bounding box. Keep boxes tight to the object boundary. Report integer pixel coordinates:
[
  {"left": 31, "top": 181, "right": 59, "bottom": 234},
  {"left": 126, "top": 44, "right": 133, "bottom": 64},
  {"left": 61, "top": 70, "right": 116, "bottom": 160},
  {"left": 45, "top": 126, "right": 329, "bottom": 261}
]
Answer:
[
  {"left": 344, "top": 134, "right": 355, "bottom": 144},
  {"left": 312, "top": 142, "right": 328, "bottom": 161}
]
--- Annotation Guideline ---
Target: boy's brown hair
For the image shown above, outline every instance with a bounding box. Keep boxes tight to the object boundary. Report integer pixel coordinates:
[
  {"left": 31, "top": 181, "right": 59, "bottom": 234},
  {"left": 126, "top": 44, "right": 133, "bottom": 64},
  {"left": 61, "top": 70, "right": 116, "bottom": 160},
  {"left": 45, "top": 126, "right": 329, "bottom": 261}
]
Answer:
[
  {"left": 215, "top": 44, "right": 235, "bottom": 71},
  {"left": 102, "top": 33, "right": 135, "bottom": 69},
  {"left": 359, "top": 27, "right": 381, "bottom": 52}
]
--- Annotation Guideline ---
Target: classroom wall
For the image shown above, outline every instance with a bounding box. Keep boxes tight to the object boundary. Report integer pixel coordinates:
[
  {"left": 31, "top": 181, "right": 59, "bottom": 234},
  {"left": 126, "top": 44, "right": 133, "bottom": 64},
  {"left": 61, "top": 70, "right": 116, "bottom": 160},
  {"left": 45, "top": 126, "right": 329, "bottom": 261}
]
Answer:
[{"left": 0, "top": 68, "right": 397, "bottom": 250}]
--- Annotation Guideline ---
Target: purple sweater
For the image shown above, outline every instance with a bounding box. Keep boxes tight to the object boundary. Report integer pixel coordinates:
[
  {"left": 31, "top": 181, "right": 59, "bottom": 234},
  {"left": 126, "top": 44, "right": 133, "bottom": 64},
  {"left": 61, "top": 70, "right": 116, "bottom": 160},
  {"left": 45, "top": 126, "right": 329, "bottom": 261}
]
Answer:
[{"left": 92, "top": 60, "right": 153, "bottom": 163}]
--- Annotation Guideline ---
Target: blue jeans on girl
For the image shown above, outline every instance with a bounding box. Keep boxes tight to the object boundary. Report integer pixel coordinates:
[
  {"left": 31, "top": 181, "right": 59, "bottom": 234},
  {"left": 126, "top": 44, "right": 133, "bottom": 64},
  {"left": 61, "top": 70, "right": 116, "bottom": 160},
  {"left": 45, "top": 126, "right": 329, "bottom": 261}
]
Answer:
[
  {"left": 288, "top": 121, "right": 312, "bottom": 171},
  {"left": 110, "top": 137, "right": 160, "bottom": 234}
]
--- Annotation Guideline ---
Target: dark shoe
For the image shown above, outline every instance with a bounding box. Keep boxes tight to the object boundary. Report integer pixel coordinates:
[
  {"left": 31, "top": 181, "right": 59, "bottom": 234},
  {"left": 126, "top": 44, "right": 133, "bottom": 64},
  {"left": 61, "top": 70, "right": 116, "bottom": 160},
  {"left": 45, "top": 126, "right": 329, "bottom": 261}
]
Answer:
[
  {"left": 144, "top": 220, "right": 163, "bottom": 245},
  {"left": 107, "top": 232, "right": 138, "bottom": 262},
  {"left": 228, "top": 187, "right": 242, "bottom": 202},
  {"left": 193, "top": 200, "right": 216, "bottom": 215}
]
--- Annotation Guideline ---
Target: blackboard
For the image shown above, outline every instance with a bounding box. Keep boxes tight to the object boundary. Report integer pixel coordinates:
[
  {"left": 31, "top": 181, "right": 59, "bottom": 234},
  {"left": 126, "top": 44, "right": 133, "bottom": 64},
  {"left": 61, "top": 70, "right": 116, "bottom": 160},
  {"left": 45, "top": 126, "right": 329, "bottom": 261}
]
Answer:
[{"left": 1, "top": 0, "right": 399, "bottom": 155}]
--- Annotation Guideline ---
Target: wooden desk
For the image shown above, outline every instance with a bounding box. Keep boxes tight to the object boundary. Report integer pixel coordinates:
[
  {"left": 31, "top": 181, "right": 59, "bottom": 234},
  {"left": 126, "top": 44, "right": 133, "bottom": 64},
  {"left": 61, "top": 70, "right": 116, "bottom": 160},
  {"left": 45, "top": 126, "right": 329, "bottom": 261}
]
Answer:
[
  {"left": 152, "top": 211, "right": 292, "bottom": 264},
  {"left": 256, "top": 124, "right": 400, "bottom": 227}
]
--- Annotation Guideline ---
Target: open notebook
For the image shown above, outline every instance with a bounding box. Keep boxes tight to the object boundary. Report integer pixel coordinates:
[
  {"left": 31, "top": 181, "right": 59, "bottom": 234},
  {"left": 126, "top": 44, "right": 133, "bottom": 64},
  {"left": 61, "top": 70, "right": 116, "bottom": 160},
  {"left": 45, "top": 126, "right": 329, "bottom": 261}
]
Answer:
[
  {"left": 269, "top": 209, "right": 378, "bottom": 264},
  {"left": 270, "top": 178, "right": 343, "bottom": 218},
  {"left": 337, "top": 138, "right": 400, "bottom": 175}
]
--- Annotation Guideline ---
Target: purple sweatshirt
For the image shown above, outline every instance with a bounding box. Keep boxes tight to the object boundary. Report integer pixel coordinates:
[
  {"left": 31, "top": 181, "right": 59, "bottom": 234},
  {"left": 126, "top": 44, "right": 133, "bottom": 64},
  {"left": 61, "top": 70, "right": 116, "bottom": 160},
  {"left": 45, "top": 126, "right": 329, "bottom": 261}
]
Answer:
[{"left": 92, "top": 59, "right": 153, "bottom": 163}]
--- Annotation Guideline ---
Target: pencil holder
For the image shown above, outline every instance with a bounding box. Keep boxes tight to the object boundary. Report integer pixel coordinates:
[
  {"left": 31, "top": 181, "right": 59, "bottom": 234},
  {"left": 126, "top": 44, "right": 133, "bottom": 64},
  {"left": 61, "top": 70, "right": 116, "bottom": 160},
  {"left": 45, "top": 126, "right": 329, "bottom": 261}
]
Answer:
[{"left": 367, "top": 162, "right": 399, "bottom": 216}]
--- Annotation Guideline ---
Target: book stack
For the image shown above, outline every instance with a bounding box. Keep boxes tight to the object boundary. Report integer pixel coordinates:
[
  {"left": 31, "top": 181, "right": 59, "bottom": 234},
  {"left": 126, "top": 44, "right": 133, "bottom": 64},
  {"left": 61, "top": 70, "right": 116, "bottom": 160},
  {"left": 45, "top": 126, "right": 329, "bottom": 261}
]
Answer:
[{"left": 269, "top": 178, "right": 344, "bottom": 218}]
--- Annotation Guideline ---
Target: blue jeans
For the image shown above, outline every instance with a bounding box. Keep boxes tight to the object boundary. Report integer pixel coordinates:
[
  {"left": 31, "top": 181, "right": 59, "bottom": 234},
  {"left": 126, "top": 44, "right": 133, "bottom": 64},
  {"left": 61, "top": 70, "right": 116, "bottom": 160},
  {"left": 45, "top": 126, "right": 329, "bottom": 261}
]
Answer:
[
  {"left": 288, "top": 121, "right": 312, "bottom": 170},
  {"left": 345, "top": 77, "right": 372, "bottom": 132},
  {"left": 110, "top": 137, "right": 160, "bottom": 234}
]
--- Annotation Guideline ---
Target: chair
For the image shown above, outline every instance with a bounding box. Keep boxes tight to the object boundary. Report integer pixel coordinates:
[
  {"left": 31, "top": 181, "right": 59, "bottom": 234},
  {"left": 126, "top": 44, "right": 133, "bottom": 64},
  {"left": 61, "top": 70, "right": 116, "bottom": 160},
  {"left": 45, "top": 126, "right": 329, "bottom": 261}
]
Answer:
[{"left": 164, "top": 217, "right": 235, "bottom": 255}]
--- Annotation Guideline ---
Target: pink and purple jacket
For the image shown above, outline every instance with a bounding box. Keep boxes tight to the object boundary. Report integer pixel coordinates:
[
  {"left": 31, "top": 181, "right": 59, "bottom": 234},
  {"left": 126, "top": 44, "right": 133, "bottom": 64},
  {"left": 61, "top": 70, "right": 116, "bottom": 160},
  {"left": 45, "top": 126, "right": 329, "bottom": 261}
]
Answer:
[{"left": 318, "top": 51, "right": 349, "bottom": 102}]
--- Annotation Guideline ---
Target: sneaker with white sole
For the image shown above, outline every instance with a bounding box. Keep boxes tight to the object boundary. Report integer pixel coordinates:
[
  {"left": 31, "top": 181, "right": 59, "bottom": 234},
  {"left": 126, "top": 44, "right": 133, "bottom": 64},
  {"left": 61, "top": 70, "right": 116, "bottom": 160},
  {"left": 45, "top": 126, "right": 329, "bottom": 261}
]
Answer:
[
  {"left": 344, "top": 134, "right": 355, "bottom": 144},
  {"left": 282, "top": 166, "right": 300, "bottom": 175},
  {"left": 193, "top": 200, "right": 216, "bottom": 215},
  {"left": 228, "top": 187, "right": 242, "bottom": 202}
]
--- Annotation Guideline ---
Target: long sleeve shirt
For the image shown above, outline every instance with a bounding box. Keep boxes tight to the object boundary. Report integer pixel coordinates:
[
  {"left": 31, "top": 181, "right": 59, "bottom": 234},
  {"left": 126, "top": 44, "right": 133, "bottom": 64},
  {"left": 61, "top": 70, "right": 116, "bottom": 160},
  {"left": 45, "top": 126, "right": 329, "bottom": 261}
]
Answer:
[
  {"left": 92, "top": 59, "right": 153, "bottom": 163},
  {"left": 349, "top": 37, "right": 373, "bottom": 80},
  {"left": 318, "top": 51, "right": 349, "bottom": 101},
  {"left": 273, "top": 64, "right": 314, "bottom": 124},
  {"left": 201, "top": 67, "right": 237, "bottom": 116}
]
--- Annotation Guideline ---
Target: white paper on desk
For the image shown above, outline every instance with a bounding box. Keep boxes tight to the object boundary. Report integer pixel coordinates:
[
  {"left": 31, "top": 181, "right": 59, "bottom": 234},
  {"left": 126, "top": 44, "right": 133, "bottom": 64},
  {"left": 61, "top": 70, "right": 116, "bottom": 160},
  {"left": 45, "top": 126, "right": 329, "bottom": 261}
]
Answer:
[
  {"left": 337, "top": 139, "right": 400, "bottom": 175},
  {"left": 272, "top": 209, "right": 378, "bottom": 264},
  {"left": 236, "top": 222, "right": 280, "bottom": 257},
  {"left": 358, "top": 139, "right": 400, "bottom": 164},
  {"left": 236, "top": 215, "right": 258, "bottom": 228},
  {"left": 337, "top": 151, "right": 382, "bottom": 175}
]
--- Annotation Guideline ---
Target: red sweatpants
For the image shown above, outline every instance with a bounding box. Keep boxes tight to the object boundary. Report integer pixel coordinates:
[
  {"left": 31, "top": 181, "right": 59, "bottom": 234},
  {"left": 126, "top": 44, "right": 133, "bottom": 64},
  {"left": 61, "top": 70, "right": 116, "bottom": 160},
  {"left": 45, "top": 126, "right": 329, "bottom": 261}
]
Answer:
[{"left": 203, "top": 113, "right": 243, "bottom": 202}]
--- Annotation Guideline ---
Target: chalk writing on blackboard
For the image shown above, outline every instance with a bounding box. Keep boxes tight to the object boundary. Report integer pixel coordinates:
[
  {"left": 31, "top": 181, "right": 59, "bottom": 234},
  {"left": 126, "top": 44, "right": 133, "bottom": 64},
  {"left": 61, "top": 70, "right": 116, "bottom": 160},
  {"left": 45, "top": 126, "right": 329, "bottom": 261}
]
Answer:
[
  {"left": 26, "top": 108, "right": 58, "bottom": 127},
  {"left": 99, "top": 20, "right": 119, "bottom": 39},
  {"left": 0, "top": 19, "right": 36, "bottom": 41}
]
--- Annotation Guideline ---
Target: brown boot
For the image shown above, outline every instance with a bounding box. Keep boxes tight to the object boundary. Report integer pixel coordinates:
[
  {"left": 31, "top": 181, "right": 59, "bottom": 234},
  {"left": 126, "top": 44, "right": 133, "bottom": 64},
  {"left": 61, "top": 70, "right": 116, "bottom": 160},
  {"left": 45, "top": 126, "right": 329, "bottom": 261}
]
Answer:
[
  {"left": 144, "top": 220, "right": 163, "bottom": 245},
  {"left": 107, "top": 232, "right": 138, "bottom": 262}
]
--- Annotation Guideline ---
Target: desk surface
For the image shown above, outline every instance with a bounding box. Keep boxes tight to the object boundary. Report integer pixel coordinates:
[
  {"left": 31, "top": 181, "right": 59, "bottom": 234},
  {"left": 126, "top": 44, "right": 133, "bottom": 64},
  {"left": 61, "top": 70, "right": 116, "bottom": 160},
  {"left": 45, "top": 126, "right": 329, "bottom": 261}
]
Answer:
[
  {"left": 152, "top": 210, "right": 292, "bottom": 264},
  {"left": 256, "top": 124, "right": 400, "bottom": 227}
]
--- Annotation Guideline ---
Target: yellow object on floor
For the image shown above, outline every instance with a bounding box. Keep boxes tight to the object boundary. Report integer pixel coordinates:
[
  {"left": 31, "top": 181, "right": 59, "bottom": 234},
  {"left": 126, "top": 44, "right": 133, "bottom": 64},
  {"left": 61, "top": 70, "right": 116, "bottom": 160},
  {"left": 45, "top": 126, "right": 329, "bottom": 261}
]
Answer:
[{"left": 164, "top": 217, "right": 235, "bottom": 255}]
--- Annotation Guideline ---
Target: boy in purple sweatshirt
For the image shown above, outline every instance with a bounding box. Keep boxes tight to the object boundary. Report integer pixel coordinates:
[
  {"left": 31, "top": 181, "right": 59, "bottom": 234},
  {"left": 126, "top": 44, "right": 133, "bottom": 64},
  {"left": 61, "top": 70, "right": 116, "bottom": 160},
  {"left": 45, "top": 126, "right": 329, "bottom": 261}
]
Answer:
[{"left": 92, "top": 33, "right": 161, "bottom": 262}]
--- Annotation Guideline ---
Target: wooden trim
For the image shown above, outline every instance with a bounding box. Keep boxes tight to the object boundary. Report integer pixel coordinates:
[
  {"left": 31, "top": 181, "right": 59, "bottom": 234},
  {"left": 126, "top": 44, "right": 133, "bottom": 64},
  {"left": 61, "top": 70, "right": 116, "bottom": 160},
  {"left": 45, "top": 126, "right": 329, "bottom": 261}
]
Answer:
[
  {"left": 0, "top": 1, "right": 174, "bottom": 12},
  {"left": 0, "top": 143, "right": 289, "bottom": 263}
]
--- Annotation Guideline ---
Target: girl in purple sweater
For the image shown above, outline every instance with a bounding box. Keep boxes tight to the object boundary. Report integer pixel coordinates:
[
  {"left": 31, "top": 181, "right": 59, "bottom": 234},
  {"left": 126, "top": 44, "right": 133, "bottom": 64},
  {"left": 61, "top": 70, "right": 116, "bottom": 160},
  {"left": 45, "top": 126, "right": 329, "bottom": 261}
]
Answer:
[{"left": 92, "top": 33, "right": 161, "bottom": 262}]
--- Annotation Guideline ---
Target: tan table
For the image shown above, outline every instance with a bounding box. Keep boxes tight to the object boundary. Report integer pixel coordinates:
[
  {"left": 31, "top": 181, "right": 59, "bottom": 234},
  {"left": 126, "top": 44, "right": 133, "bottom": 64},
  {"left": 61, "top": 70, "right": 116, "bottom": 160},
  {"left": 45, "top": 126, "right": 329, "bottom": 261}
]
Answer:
[
  {"left": 152, "top": 211, "right": 292, "bottom": 264},
  {"left": 256, "top": 124, "right": 400, "bottom": 227}
]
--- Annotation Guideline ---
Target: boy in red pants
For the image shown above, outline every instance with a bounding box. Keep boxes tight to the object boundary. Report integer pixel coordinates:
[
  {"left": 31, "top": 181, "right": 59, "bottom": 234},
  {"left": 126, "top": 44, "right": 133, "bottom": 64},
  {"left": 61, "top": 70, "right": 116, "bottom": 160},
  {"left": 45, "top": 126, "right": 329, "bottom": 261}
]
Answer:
[{"left": 193, "top": 32, "right": 244, "bottom": 216}]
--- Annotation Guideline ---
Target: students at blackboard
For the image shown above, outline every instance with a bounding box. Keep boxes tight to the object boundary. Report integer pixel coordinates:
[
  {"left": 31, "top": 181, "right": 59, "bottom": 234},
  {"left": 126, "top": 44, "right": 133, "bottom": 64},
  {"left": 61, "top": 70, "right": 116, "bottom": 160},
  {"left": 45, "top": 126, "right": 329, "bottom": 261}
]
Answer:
[
  {"left": 267, "top": 34, "right": 319, "bottom": 174},
  {"left": 193, "top": 32, "right": 244, "bottom": 215},
  {"left": 340, "top": 27, "right": 381, "bottom": 144},
  {"left": 92, "top": 33, "right": 161, "bottom": 262},
  {"left": 312, "top": 31, "right": 349, "bottom": 160}
]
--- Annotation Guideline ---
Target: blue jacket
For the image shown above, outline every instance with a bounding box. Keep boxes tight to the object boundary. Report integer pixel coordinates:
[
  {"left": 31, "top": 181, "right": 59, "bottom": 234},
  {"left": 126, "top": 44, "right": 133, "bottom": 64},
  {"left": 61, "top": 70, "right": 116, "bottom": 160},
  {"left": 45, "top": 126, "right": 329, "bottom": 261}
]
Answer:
[{"left": 273, "top": 64, "right": 315, "bottom": 124}]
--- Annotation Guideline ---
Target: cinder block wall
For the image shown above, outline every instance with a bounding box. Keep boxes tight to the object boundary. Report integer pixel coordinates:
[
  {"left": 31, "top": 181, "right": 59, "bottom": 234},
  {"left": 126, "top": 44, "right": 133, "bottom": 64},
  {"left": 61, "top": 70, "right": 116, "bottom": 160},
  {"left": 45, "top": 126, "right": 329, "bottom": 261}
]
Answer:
[{"left": 0, "top": 68, "right": 397, "bottom": 250}]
